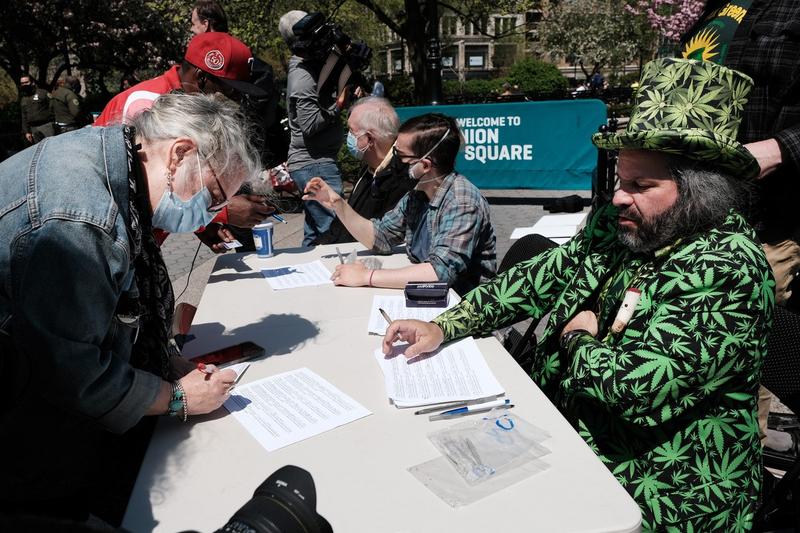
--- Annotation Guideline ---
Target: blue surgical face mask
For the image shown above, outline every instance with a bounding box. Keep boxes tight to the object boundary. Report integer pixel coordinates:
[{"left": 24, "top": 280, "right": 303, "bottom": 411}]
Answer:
[
  {"left": 151, "top": 151, "right": 216, "bottom": 233},
  {"left": 346, "top": 131, "right": 368, "bottom": 160}
]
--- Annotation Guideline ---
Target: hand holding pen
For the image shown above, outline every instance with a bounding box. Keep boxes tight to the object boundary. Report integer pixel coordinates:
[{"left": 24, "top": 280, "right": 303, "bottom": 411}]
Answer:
[
  {"left": 258, "top": 197, "right": 288, "bottom": 224},
  {"left": 197, "top": 362, "right": 217, "bottom": 380}
]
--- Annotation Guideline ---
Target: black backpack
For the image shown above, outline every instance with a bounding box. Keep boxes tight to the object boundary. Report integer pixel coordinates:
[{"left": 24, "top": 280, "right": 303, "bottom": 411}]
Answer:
[{"left": 244, "top": 58, "right": 290, "bottom": 168}]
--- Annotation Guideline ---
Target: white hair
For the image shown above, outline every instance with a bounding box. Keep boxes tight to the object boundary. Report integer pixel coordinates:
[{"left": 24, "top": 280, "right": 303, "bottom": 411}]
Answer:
[
  {"left": 130, "top": 92, "right": 261, "bottom": 186},
  {"left": 350, "top": 97, "right": 399, "bottom": 143},
  {"left": 279, "top": 10, "right": 308, "bottom": 46}
]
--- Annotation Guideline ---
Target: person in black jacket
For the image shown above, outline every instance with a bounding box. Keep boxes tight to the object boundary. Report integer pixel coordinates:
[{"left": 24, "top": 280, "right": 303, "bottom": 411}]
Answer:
[
  {"left": 313, "top": 96, "right": 413, "bottom": 245},
  {"left": 681, "top": 0, "right": 800, "bottom": 447}
]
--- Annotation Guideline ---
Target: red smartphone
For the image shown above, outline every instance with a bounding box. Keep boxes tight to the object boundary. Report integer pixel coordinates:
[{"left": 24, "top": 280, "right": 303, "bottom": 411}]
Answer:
[{"left": 190, "top": 341, "right": 265, "bottom": 367}]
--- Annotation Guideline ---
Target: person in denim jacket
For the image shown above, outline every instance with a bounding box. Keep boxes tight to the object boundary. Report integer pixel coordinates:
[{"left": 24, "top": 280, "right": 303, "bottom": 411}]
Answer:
[{"left": 0, "top": 93, "right": 261, "bottom": 523}]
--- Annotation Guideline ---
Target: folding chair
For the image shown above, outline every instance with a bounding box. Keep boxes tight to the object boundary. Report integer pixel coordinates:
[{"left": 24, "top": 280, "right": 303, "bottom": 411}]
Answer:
[
  {"left": 754, "top": 305, "right": 800, "bottom": 531},
  {"left": 497, "top": 234, "right": 558, "bottom": 373}
]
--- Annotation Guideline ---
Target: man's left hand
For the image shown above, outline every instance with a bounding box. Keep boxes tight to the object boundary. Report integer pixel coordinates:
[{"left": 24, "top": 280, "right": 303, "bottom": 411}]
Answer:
[
  {"left": 331, "top": 261, "right": 370, "bottom": 286},
  {"left": 561, "top": 310, "right": 599, "bottom": 337},
  {"left": 196, "top": 223, "right": 235, "bottom": 253}
]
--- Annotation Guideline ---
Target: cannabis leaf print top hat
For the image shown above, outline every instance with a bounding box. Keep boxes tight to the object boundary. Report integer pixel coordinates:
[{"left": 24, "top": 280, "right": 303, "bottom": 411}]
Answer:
[{"left": 592, "top": 57, "right": 759, "bottom": 179}]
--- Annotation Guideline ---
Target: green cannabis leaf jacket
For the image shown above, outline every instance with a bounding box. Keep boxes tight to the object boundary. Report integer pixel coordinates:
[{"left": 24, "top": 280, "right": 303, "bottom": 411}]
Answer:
[{"left": 434, "top": 203, "right": 774, "bottom": 531}]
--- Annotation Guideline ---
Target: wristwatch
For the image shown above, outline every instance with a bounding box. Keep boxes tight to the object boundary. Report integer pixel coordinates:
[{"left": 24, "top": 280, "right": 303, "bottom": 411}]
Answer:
[{"left": 560, "top": 329, "right": 591, "bottom": 352}]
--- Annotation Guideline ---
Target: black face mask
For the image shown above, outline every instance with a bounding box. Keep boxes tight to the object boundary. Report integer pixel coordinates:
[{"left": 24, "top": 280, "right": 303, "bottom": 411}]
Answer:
[
  {"left": 20, "top": 85, "right": 34, "bottom": 96},
  {"left": 389, "top": 152, "right": 409, "bottom": 177}
]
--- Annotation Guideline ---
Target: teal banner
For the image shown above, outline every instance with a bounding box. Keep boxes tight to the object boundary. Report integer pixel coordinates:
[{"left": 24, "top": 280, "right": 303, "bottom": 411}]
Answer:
[{"left": 396, "top": 100, "right": 607, "bottom": 189}]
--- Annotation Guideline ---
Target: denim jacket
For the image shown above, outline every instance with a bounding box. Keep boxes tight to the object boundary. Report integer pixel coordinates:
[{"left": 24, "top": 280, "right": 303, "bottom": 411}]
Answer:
[{"left": 0, "top": 126, "right": 161, "bottom": 435}]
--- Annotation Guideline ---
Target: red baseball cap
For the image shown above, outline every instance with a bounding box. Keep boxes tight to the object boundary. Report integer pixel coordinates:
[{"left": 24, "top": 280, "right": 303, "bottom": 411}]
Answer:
[{"left": 184, "top": 32, "right": 267, "bottom": 97}]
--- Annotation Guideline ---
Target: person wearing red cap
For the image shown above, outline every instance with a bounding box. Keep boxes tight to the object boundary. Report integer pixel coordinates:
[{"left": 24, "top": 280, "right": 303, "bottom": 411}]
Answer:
[
  {"left": 95, "top": 32, "right": 273, "bottom": 249},
  {"left": 95, "top": 32, "right": 265, "bottom": 126}
]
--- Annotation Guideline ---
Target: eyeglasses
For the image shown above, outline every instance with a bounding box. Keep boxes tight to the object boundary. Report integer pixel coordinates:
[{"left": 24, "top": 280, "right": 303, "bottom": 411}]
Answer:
[
  {"left": 392, "top": 145, "right": 418, "bottom": 164},
  {"left": 202, "top": 157, "right": 228, "bottom": 212},
  {"left": 392, "top": 127, "right": 451, "bottom": 166}
]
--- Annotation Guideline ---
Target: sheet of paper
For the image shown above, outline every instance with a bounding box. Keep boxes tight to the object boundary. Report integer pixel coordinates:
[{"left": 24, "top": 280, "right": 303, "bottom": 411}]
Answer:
[
  {"left": 260, "top": 260, "right": 334, "bottom": 290},
  {"left": 224, "top": 367, "right": 371, "bottom": 452},
  {"left": 533, "top": 213, "right": 588, "bottom": 227},
  {"left": 367, "top": 294, "right": 459, "bottom": 335},
  {"left": 510, "top": 212, "right": 588, "bottom": 240},
  {"left": 374, "top": 337, "right": 504, "bottom": 408}
]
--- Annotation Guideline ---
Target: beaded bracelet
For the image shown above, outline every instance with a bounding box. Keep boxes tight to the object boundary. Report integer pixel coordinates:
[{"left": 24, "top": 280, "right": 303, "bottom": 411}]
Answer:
[{"left": 167, "top": 381, "right": 189, "bottom": 422}]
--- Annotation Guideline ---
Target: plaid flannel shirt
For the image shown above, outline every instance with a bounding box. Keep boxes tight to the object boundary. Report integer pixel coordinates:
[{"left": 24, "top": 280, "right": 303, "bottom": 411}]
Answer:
[
  {"left": 684, "top": 0, "right": 800, "bottom": 241},
  {"left": 371, "top": 171, "right": 496, "bottom": 294}
]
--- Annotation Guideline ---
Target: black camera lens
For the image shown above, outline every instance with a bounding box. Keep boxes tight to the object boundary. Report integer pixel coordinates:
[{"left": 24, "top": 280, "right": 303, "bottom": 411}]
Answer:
[{"left": 216, "top": 465, "right": 332, "bottom": 533}]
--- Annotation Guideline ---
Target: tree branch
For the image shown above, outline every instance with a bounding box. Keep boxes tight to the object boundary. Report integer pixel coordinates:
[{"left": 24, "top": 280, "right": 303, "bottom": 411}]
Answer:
[
  {"left": 351, "top": 0, "right": 402, "bottom": 35},
  {"left": 438, "top": 1, "right": 531, "bottom": 40}
]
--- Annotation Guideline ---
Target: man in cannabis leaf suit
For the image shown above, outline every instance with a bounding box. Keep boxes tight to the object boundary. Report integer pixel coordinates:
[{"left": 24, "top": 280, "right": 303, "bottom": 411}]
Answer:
[{"left": 383, "top": 57, "right": 775, "bottom": 532}]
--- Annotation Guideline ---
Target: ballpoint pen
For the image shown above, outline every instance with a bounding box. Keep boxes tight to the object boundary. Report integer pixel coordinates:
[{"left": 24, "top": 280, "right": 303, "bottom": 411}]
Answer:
[
  {"left": 271, "top": 213, "right": 287, "bottom": 224},
  {"left": 413, "top": 395, "right": 503, "bottom": 415},
  {"left": 429, "top": 400, "right": 513, "bottom": 421},
  {"left": 229, "top": 365, "right": 249, "bottom": 392},
  {"left": 336, "top": 246, "right": 345, "bottom": 264},
  {"left": 378, "top": 307, "right": 392, "bottom": 325}
]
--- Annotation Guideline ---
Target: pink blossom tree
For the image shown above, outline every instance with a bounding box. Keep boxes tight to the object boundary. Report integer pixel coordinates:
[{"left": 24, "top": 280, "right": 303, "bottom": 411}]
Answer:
[{"left": 625, "top": 0, "right": 705, "bottom": 41}]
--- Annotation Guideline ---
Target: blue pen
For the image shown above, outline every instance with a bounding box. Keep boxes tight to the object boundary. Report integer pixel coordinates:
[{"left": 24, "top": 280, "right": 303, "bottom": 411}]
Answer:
[
  {"left": 429, "top": 399, "right": 512, "bottom": 421},
  {"left": 271, "top": 213, "right": 287, "bottom": 224}
]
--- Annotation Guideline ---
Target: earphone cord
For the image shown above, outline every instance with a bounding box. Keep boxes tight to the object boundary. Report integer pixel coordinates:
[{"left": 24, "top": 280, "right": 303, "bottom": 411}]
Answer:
[{"left": 175, "top": 240, "right": 202, "bottom": 302}]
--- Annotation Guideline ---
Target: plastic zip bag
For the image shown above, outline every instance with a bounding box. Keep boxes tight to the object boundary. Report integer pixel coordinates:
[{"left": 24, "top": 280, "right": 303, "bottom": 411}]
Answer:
[{"left": 427, "top": 410, "right": 550, "bottom": 485}]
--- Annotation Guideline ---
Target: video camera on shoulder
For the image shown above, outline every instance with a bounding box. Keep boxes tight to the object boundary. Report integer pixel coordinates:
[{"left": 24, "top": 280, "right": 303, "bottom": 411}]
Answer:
[{"left": 291, "top": 12, "right": 372, "bottom": 104}]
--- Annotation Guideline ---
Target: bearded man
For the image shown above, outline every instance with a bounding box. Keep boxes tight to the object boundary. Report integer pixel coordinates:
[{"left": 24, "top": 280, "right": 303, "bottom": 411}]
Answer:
[{"left": 382, "top": 58, "right": 775, "bottom": 531}]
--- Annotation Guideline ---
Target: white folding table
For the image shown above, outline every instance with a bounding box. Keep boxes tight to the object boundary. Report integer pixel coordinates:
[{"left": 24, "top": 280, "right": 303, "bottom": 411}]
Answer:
[{"left": 123, "top": 244, "right": 641, "bottom": 533}]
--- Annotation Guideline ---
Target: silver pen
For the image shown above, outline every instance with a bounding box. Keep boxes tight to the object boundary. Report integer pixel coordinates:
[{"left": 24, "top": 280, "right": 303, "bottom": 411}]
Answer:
[
  {"left": 413, "top": 395, "right": 502, "bottom": 415},
  {"left": 429, "top": 403, "right": 514, "bottom": 421},
  {"left": 228, "top": 365, "right": 250, "bottom": 392},
  {"left": 336, "top": 246, "right": 345, "bottom": 264},
  {"left": 378, "top": 308, "right": 392, "bottom": 326}
]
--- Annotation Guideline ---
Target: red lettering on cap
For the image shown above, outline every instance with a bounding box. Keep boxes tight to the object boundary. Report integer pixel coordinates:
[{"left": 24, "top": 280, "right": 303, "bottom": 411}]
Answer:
[{"left": 204, "top": 50, "right": 225, "bottom": 71}]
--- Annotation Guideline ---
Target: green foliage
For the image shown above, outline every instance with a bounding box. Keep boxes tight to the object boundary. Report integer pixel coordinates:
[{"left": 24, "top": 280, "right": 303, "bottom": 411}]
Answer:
[
  {"left": 380, "top": 75, "right": 415, "bottom": 106},
  {"left": 442, "top": 78, "right": 506, "bottom": 102},
  {"left": 0, "top": 100, "right": 19, "bottom": 124},
  {"left": 539, "top": 0, "right": 658, "bottom": 75},
  {"left": 349, "top": 0, "right": 537, "bottom": 102},
  {"left": 0, "top": 0, "right": 187, "bottom": 92},
  {"left": 440, "top": 60, "right": 567, "bottom": 101},
  {"left": 0, "top": 68, "right": 17, "bottom": 106},
  {"left": 611, "top": 71, "right": 641, "bottom": 87},
  {"left": 608, "top": 101, "right": 634, "bottom": 118},
  {"left": 508, "top": 57, "right": 567, "bottom": 94}
]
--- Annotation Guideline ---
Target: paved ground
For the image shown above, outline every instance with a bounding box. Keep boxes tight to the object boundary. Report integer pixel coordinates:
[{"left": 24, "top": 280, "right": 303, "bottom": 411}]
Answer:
[{"left": 162, "top": 188, "right": 593, "bottom": 308}]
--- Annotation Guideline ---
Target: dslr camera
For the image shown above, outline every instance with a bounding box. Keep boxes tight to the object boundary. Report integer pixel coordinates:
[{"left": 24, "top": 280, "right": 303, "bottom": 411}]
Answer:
[
  {"left": 214, "top": 465, "right": 332, "bottom": 533},
  {"left": 290, "top": 12, "right": 372, "bottom": 103}
]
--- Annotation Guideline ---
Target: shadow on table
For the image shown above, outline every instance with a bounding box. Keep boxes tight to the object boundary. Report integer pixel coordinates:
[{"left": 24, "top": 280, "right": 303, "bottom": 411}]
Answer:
[
  {"left": 188, "top": 313, "right": 321, "bottom": 359},
  {"left": 259, "top": 266, "right": 298, "bottom": 278},
  {"left": 208, "top": 271, "right": 264, "bottom": 283},
  {"left": 125, "top": 314, "right": 321, "bottom": 530}
]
